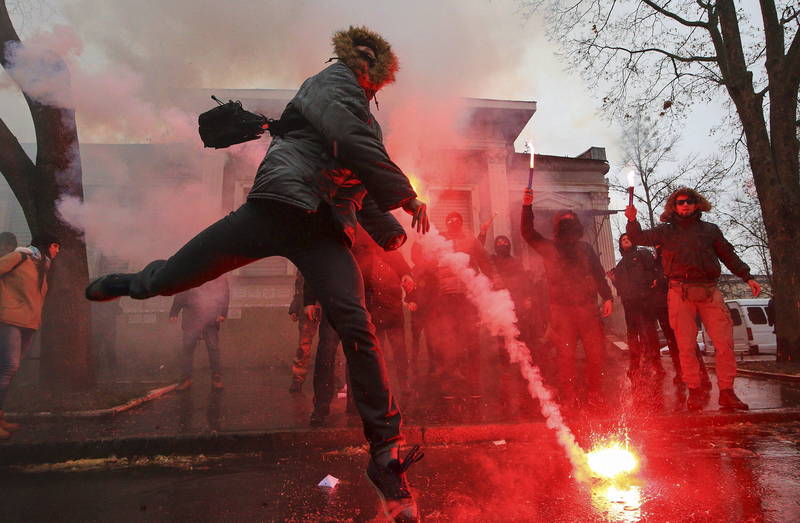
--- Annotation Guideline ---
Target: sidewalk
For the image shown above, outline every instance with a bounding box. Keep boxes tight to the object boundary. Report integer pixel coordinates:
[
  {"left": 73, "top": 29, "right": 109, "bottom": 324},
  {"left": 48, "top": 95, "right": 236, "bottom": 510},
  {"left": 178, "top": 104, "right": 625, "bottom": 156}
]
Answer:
[{"left": 2, "top": 345, "right": 799, "bottom": 466}]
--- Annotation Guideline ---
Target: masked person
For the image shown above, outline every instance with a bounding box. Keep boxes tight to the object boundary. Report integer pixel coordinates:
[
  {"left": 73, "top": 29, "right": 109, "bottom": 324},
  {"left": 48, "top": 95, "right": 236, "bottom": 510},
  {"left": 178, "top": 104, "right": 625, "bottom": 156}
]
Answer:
[
  {"left": 431, "top": 211, "right": 494, "bottom": 399},
  {"left": 521, "top": 189, "right": 613, "bottom": 410},
  {"left": 625, "top": 187, "right": 759, "bottom": 412},
  {"left": 0, "top": 234, "right": 60, "bottom": 439},
  {"left": 85, "top": 26, "right": 429, "bottom": 521},
  {"left": 169, "top": 275, "right": 229, "bottom": 390}
]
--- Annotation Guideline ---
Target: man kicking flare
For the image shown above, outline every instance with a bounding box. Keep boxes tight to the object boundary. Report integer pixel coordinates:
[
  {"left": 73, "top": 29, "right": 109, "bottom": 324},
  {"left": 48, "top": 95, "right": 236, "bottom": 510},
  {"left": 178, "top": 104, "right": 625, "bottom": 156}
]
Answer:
[{"left": 86, "top": 26, "right": 429, "bottom": 522}]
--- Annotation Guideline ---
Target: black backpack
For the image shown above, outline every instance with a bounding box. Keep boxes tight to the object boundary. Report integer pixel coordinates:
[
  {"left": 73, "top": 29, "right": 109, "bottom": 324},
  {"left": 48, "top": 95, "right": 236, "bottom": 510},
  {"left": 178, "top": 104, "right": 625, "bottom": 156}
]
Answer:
[{"left": 198, "top": 96, "right": 285, "bottom": 149}]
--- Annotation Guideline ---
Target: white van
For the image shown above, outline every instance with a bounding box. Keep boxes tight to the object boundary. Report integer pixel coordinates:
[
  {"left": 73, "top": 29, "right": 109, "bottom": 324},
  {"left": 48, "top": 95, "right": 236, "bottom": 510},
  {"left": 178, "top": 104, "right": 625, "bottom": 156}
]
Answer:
[{"left": 700, "top": 299, "right": 776, "bottom": 355}]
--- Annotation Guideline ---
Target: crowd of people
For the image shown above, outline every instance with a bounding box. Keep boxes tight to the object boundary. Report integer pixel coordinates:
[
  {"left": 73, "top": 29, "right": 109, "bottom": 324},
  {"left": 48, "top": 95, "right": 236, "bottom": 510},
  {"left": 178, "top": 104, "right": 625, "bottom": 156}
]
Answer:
[{"left": 288, "top": 183, "right": 761, "bottom": 428}]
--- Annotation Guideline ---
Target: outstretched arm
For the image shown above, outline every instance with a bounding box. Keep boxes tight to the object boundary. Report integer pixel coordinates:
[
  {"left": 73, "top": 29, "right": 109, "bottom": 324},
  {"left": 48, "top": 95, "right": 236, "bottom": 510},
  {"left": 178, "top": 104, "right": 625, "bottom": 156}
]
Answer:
[{"left": 624, "top": 207, "right": 663, "bottom": 247}]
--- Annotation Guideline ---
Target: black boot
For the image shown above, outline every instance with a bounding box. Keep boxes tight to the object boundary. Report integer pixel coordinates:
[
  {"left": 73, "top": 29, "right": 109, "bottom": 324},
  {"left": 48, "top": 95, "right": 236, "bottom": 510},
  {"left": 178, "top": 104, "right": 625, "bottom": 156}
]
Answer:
[
  {"left": 686, "top": 387, "right": 708, "bottom": 412},
  {"left": 719, "top": 388, "right": 749, "bottom": 410},
  {"left": 85, "top": 274, "right": 133, "bottom": 301},
  {"left": 367, "top": 446, "right": 424, "bottom": 522}
]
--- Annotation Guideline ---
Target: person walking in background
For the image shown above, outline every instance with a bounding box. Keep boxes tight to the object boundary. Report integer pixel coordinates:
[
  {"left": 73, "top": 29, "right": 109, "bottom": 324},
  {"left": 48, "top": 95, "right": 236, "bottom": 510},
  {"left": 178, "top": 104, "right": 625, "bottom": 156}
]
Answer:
[
  {"left": 288, "top": 273, "right": 319, "bottom": 393},
  {"left": 0, "top": 232, "right": 18, "bottom": 257},
  {"left": 0, "top": 233, "right": 60, "bottom": 439},
  {"left": 521, "top": 189, "right": 613, "bottom": 411},
  {"left": 626, "top": 187, "right": 760, "bottom": 411},
  {"left": 169, "top": 275, "right": 230, "bottom": 390}
]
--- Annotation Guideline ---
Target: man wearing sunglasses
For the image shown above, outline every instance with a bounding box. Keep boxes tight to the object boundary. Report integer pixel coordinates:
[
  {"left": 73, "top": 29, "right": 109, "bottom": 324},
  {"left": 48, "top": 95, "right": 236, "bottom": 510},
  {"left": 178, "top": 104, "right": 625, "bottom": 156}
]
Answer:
[{"left": 625, "top": 187, "right": 760, "bottom": 412}]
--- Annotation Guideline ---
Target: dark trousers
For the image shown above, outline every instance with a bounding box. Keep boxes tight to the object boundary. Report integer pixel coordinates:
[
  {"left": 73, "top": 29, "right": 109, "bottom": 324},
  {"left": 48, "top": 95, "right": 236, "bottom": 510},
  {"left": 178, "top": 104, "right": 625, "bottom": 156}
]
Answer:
[
  {"left": 179, "top": 322, "right": 222, "bottom": 380},
  {"left": 379, "top": 325, "right": 409, "bottom": 386},
  {"left": 622, "top": 300, "right": 660, "bottom": 376},
  {"left": 548, "top": 303, "right": 606, "bottom": 401},
  {"left": 313, "top": 313, "right": 340, "bottom": 414},
  {"left": 124, "top": 200, "right": 402, "bottom": 455},
  {"left": 410, "top": 312, "right": 438, "bottom": 377}
]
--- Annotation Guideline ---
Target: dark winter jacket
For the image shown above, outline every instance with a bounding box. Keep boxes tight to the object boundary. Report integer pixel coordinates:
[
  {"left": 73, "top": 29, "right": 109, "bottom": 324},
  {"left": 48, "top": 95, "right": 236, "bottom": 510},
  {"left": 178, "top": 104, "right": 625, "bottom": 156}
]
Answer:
[
  {"left": 521, "top": 205, "right": 612, "bottom": 307},
  {"left": 248, "top": 61, "right": 416, "bottom": 246},
  {"left": 611, "top": 247, "right": 659, "bottom": 305},
  {"left": 491, "top": 254, "right": 533, "bottom": 311},
  {"left": 626, "top": 213, "right": 752, "bottom": 284},
  {"left": 169, "top": 276, "right": 230, "bottom": 332}
]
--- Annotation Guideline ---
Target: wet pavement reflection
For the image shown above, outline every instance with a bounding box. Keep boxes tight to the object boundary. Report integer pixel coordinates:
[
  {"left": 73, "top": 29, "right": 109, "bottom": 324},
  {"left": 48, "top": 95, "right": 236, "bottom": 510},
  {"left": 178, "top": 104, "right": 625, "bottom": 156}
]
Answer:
[{"left": 3, "top": 421, "right": 799, "bottom": 521}]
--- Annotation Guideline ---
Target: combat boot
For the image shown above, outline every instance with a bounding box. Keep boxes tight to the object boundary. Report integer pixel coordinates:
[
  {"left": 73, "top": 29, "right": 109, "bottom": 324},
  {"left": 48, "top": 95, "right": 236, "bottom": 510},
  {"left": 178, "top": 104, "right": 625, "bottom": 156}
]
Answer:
[
  {"left": 85, "top": 274, "right": 133, "bottom": 301},
  {"left": 719, "top": 388, "right": 749, "bottom": 410},
  {"left": 367, "top": 445, "right": 424, "bottom": 522},
  {"left": 686, "top": 387, "right": 708, "bottom": 412}
]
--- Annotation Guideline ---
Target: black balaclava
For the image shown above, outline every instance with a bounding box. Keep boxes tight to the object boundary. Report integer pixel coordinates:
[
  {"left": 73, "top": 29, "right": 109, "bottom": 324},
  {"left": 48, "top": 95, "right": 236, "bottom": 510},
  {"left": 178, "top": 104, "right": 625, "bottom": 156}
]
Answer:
[
  {"left": 494, "top": 235, "right": 512, "bottom": 258},
  {"left": 553, "top": 210, "right": 583, "bottom": 242}
]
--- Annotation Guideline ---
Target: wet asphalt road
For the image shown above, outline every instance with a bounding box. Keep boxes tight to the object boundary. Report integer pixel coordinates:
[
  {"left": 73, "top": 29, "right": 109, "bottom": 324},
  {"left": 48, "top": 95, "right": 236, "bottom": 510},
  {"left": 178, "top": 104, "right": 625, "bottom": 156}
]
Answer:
[{"left": 3, "top": 421, "right": 799, "bottom": 522}]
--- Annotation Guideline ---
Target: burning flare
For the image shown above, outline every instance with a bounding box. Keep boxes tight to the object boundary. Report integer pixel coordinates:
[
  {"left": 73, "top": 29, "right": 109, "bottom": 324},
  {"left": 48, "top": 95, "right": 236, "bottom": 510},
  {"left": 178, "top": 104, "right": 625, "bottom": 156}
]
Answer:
[{"left": 586, "top": 442, "right": 639, "bottom": 479}]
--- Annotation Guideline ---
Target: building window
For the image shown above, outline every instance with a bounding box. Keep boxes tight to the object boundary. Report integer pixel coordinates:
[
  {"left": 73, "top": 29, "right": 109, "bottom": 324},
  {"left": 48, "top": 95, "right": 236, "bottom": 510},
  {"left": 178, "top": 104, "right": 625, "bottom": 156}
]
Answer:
[{"left": 428, "top": 188, "right": 476, "bottom": 233}]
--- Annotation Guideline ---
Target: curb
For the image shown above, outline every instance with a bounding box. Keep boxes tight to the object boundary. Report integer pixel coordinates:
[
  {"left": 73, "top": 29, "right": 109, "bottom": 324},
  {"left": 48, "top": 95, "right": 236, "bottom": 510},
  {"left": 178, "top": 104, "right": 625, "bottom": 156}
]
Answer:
[
  {"left": 705, "top": 363, "right": 800, "bottom": 383},
  {"left": 5, "top": 384, "right": 179, "bottom": 420},
  {"left": 733, "top": 368, "right": 800, "bottom": 383},
  {"left": 2, "top": 408, "right": 799, "bottom": 467}
]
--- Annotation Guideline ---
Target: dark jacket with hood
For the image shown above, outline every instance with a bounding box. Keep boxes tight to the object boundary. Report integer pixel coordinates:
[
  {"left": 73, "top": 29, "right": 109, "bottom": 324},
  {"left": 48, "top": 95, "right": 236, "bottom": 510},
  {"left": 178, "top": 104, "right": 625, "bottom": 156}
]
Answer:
[
  {"left": 611, "top": 245, "right": 659, "bottom": 305},
  {"left": 248, "top": 27, "right": 415, "bottom": 247},
  {"left": 521, "top": 206, "right": 612, "bottom": 307},
  {"left": 626, "top": 188, "right": 752, "bottom": 284}
]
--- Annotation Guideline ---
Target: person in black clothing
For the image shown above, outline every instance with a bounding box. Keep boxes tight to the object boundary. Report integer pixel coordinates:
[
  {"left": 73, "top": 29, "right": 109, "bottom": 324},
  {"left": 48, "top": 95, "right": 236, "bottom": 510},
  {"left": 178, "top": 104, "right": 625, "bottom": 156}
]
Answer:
[
  {"left": 520, "top": 189, "right": 613, "bottom": 409},
  {"left": 85, "top": 26, "right": 429, "bottom": 521},
  {"left": 169, "top": 275, "right": 229, "bottom": 390},
  {"left": 609, "top": 234, "right": 663, "bottom": 383},
  {"left": 305, "top": 224, "right": 414, "bottom": 427}
]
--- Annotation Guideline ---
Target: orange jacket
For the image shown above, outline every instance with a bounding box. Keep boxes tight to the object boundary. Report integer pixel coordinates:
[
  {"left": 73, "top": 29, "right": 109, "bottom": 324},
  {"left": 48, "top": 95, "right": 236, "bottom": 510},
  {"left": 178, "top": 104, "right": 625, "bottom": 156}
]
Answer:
[{"left": 0, "top": 251, "right": 49, "bottom": 330}]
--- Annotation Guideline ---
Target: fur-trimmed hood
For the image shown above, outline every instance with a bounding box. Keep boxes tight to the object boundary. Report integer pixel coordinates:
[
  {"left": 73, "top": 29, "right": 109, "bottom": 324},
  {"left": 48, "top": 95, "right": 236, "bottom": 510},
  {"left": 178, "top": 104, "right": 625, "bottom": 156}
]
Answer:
[
  {"left": 660, "top": 187, "right": 712, "bottom": 222},
  {"left": 332, "top": 26, "right": 398, "bottom": 94}
]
